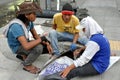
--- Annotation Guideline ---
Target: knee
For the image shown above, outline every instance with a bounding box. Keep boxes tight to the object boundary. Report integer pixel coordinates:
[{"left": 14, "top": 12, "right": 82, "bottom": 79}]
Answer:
[
  {"left": 49, "top": 29, "right": 57, "bottom": 37},
  {"left": 34, "top": 44, "right": 43, "bottom": 54}
]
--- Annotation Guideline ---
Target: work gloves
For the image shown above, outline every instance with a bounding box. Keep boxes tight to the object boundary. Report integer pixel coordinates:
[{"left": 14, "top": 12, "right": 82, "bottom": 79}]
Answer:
[{"left": 70, "top": 43, "right": 77, "bottom": 51}]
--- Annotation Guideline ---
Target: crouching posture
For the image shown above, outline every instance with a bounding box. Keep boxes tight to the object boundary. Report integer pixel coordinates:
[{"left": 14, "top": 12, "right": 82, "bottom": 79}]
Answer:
[{"left": 3, "top": 1, "right": 52, "bottom": 74}]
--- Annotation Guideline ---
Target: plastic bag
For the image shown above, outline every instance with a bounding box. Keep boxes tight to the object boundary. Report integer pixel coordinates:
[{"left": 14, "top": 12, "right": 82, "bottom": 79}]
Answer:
[{"left": 36, "top": 56, "right": 73, "bottom": 80}]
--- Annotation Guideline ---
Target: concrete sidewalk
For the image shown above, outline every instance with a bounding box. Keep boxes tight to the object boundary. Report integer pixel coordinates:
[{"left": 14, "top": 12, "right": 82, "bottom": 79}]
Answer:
[
  {"left": 0, "top": 0, "right": 120, "bottom": 80},
  {"left": 0, "top": 35, "right": 120, "bottom": 80}
]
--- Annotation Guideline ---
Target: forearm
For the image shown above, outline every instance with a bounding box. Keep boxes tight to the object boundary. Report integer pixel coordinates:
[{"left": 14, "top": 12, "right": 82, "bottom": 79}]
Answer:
[
  {"left": 68, "top": 64, "right": 76, "bottom": 70},
  {"left": 73, "top": 41, "right": 100, "bottom": 67},
  {"left": 73, "top": 33, "right": 79, "bottom": 43},
  {"left": 30, "top": 28, "right": 40, "bottom": 39},
  {"left": 23, "top": 39, "right": 41, "bottom": 50},
  {"left": 33, "top": 35, "right": 40, "bottom": 39},
  {"left": 52, "top": 24, "right": 57, "bottom": 30}
]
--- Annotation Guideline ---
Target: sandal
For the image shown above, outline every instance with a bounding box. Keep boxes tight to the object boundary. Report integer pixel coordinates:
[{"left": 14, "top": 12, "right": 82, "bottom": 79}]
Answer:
[{"left": 23, "top": 65, "right": 41, "bottom": 74}]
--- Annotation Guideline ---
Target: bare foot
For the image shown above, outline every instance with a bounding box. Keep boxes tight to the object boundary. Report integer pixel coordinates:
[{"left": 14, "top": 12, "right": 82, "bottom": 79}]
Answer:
[{"left": 23, "top": 65, "right": 41, "bottom": 74}]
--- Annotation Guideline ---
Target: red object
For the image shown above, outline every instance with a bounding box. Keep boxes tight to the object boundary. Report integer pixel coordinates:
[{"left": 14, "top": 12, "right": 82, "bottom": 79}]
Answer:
[{"left": 62, "top": 10, "right": 74, "bottom": 15}]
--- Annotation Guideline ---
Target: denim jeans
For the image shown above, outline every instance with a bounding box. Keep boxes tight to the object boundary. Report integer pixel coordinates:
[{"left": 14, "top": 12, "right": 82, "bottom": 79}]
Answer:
[{"left": 49, "top": 29, "right": 88, "bottom": 56}]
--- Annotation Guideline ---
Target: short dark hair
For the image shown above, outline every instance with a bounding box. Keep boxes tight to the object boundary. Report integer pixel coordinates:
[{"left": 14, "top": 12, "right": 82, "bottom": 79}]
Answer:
[{"left": 62, "top": 3, "right": 73, "bottom": 11}]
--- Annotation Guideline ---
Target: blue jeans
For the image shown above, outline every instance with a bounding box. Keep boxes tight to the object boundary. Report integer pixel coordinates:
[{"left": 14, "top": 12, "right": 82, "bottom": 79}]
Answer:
[{"left": 49, "top": 29, "right": 88, "bottom": 56}]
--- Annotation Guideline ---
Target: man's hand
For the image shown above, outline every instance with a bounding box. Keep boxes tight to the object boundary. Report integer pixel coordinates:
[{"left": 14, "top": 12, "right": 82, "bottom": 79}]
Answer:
[
  {"left": 73, "top": 48, "right": 82, "bottom": 59},
  {"left": 70, "top": 43, "right": 77, "bottom": 51},
  {"left": 60, "top": 64, "right": 76, "bottom": 78},
  {"left": 60, "top": 66, "right": 71, "bottom": 78},
  {"left": 73, "top": 46, "right": 86, "bottom": 59},
  {"left": 42, "top": 41, "right": 53, "bottom": 54},
  {"left": 46, "top": 42, "right": 53, "bottom": 54}
]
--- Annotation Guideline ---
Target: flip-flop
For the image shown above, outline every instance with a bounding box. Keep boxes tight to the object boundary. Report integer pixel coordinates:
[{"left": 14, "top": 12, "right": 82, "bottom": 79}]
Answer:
[
  {"left": 35, "top": 68, "right": 41, "bottom": 74},
  {"left": 23, "top": 67, "right": 41, "bottom": 74}
]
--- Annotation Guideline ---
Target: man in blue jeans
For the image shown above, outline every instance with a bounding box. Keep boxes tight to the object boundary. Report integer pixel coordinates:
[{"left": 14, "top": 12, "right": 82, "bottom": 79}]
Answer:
[{"left": 49, "top": 3, "right": 88, "bottom": 56}]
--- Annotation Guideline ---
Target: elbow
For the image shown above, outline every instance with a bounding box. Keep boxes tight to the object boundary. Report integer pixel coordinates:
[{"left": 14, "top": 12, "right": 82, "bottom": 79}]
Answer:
[
  {"left": 22, "top": 45, "right": 30, "bottom": 51},
  {"left": 75, "top": 56, "right": 90, "bottom": 67},
  {"left": 24, "top": 47, "right": 29, "bottom": 51}
]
